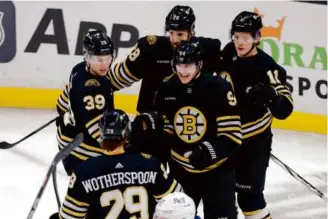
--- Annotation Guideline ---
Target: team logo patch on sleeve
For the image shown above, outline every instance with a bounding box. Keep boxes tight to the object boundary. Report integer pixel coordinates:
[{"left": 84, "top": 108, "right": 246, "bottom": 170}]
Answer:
[
  {"left": 174, "top": 106, "right": 207, "bottom": 143},
  {"left": 69, "top": 173, "right": 77, "bottom": 189},
  {"left": 146, "top": 35, "right": 157, "bottom": 45}
]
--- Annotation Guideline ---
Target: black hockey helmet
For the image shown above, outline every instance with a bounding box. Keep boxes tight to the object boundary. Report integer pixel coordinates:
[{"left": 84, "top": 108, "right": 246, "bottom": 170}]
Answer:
[
  {"left": 231, "top": 11, "right": 263, "bottom": 35},
  {"left": 165, "top": 5, "right": 196, "bottom": 32},
  {"left": 172, "top": 39, "right": 203, "bottom": 66},
  {"left": 99, "top": 109, "right": 131, "bottom": 141},
  {"left": 83, "top": 30, "right": 114, "bottom": 56}
]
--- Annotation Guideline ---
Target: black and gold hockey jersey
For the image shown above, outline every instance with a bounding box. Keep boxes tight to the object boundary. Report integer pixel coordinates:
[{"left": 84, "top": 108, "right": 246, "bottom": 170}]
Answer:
[
  {"left": 56, "top": 62, "right": 114, "bottom": 162},
  {"left": 59, "top": 152, "right": 181, "bottom": 219},
  {"left": 109, "top": 35, "right": 221, "bottom": 113},
  {"left": 154, "top": 73, "right": 242, "bottom": 173},
  {"left": 220, "top": 42, "right": 293, "bottom": 140}
]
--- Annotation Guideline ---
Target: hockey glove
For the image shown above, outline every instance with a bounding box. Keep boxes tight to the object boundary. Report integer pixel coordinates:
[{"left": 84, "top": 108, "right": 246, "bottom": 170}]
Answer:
[
  {"left": 129, "top": 112, "right": 164, "bottom": 153},
  {"left": 63, "top": 111, "right": 76, "bottom": 126},
  {"left": 247, "top": 83, "right": 278, "bottom": 105},
  {"left": 49, "top": 212, "right": 59, "bottom": 219},
  {"left": 187, "top": 141, "right": 219, "bottom": 170}
]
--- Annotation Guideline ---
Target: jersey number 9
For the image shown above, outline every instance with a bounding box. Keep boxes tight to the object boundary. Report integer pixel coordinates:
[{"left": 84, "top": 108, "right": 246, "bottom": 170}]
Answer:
[
  {"left": 83, "top": 94, "right": 105, "bottom": 111},
  {"left": 100, "top": 186, "right": 149, "bottom": 219}
]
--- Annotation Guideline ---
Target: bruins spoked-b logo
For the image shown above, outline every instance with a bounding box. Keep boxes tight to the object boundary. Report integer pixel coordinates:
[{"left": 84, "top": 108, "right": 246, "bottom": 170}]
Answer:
[{"left": 174, "top": 106, "right": 207, "bottom": 143}]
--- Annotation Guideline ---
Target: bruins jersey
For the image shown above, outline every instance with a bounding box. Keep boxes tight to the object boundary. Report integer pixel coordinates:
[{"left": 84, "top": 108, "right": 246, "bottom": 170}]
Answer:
[
  {"left": 56, "top": 62, "right": 114, "bottom": 161},
  {"left": 59, "top": 153, "right": 181, "bottom": 219},
  {"left": 220, "top": 42, "right": 293, "bottom": 140},
  {"left": 153, "top": 73, "right": 242, "bottom": 174},
  {"left": 109, "top": 35, "right": 221, "bottom": 113}
]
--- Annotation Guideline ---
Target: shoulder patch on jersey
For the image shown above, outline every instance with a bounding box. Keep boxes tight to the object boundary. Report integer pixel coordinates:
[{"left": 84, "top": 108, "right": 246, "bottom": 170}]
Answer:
[
  {"left": 69, "top": 173, "right": 77, "bottom": 189},
  {"left": 141, "top": 153, "right": 152, "bottom": 159},
  {"left": 146, "top": 35, "right": 157, "bottom": 45},
  {"left": 85, "top": 79, "right": 100, "bottom": 87}
]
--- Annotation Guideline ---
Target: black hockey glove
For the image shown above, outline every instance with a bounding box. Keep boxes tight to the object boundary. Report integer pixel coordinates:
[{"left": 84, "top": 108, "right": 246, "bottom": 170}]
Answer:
[
  {"left": 188, "top": 141, "right": 219, "bottom": 170},
  {"left": 129, "top": 112, "right": 164, "bottom": 153},
  {"left": 49, "top": 212, "right": 59, "bottom": 219},
  {"left": 247, "top": 83, "right": 278, "bottom": 105}
]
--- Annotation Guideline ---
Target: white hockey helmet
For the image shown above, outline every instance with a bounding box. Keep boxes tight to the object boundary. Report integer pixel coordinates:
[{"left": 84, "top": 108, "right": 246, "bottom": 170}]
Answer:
[{"left": 153, "top": 192, "right": 196, "bottom": 219}]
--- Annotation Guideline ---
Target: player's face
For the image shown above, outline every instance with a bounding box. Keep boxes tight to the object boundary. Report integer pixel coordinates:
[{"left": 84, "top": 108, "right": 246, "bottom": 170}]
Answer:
[
  {"left": 176, "top": 63, "right": 199, "bottom": 84},
  {"left": 232, "top": 32, "right": 259, "bottom": 57},
  {"left": 88, "top": 55, "right": 113, "bottom": 76},
  {"left": 168, "top": 30, "right": 190, "bottom": 48}
]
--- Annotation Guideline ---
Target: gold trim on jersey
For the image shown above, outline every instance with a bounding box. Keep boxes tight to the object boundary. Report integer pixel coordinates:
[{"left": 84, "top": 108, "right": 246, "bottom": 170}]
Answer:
[
  {"left": 114, "top": 63, "right": 133, "bottom": 87},
  {"left": 56, "top": 86, "right": 69, "bottom": 113},
  {"left": 60, "top": 195, "right": 89, "bottom": 219},
  {"left": 242, "top": 112, "right": 273, "bottom": 139},
  {"left": 108, "top": 61, "right": 140, "bottom": 90},
  {"left": 153, "top": 179, "right": 181, "bottom": 200},
  {"left": 216, "top": 115, "right": 242, "bottom": 145},
  {"left": 122, "top": 60, "right": 139, "bottom": 81},
  {"left": 171, "top": 150, "right": 228, "bottom": 173},
  {"left": 273, "top": 84, "right": 294, "bottom": 106},
  {"left": 85, "top": 114, "right": 103, "bottom": 142}
]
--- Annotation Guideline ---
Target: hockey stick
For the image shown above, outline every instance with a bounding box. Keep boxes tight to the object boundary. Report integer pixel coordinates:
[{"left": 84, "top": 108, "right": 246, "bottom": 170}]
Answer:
[
  {"left": 270, "top": 153, "right": 327, "bottom": 202},
  {"left": 26, "top": 133, "right": 84, "bottom": 219},
  {"left": 0, "top": 117, "right": 58, "bottom": 149},
  {"left": 52, "top": 165, "right": 61, "bottom": 210}
]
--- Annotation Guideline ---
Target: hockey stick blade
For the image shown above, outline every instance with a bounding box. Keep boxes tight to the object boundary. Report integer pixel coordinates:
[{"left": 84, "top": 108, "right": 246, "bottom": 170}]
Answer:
[
  {"left": 0, "top": 117, "right": 58, "bottom": 149},
  {"left": 270, "top": 153, "right": 327, "bottom": 202},
  {"left": 26, "top": 133, "right": 84, "bottom": 219}
]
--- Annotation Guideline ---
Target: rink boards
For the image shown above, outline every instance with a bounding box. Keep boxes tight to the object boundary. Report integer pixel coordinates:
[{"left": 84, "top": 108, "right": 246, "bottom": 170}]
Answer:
[{"left": 0, "top": 1, "right": 326, "bottom": 134}]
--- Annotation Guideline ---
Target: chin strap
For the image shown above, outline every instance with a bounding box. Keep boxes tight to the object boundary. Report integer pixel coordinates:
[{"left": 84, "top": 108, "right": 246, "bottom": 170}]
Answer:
[{"left": 239, "top": 43, "right": 256, "bottom": 58}]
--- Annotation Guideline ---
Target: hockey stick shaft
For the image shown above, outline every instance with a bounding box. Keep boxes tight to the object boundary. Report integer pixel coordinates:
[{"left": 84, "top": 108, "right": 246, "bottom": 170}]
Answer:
[
  {"left": 52, "top": 165, "right": 61, "bottom": 210},
  {"left": 26, "top": 133, "right": 84, "bottom": 219},
  {"left": 270, "top": 153, "right": 327, "bottom": 202},
  {"left": 0, "top": 117, "right": 58, "bottom": 149}
]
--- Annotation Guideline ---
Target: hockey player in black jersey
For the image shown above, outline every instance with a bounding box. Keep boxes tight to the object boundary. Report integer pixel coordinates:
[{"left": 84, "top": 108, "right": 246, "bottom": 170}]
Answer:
[
  {"left": 109, "top": 5, "right": 221, "bottom": 113},
  {"left": 220, "top": 11, "right": 294, "bottom": 219},
  {"left": 132, "top": 41, "right": 242, "bottom": 219},
  {"left": 50, "top": 109, "right": 181, "bottom": 219},
  {"left": 56, "top": 30, "right": 115, "bottom": 175}
]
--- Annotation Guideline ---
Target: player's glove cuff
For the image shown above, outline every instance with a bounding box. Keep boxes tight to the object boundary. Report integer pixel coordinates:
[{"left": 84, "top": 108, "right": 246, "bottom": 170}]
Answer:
[
  {"left": 247, "top": 83, "right": 278, "bottom": 105},
  {"left": 188, "top": 141, "right": 219, "bottom": 170},
  {"left": 63, "top": 112, "right": 76, "bottom": 126}
]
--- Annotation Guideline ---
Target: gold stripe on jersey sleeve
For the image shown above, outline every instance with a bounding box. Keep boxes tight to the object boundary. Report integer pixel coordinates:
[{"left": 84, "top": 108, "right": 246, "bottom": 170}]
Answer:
[
  {"left": 183, "top": 158, "right": 228, "bottom": 173},
  {"left": 66, "top": 195, "right": 89, "bottom": 207},
  {"left": 57, "top": 102, "right": 67, "bottom": 113},
  {"left": 170, "top": 150, "right": 228, "bottom": 173},
  {"left": 217, "top": 133, "right": 242, "bottom": 145},
  {"left": 61, "top": 206, "right": 86, "bottom": 218},
  {"left": 122, "top": 60, "right": 139, "bottom": 81},
  {"left": 153, "top": 180, "right": 178, "bottom": 199},
  {"left": 114, "top": 63, "right": 131, "bottom": 86},
  {"left": 108, "top": 68, "right": 124, "bottom": 90},
  {"left": 85, "top": 114, "right": 103, "bottom": 128},
  {"left": 242, "top": 112, "right": 271, "bottom": 129},
  {"left": 216, "top": 115, "right": 240, "bottom": 122},
  {"left": 217, "top": 127, "right": 242, "bottom": 132},
  {"left": 242, "top": 117, "right": 273, "bottom": 139}
]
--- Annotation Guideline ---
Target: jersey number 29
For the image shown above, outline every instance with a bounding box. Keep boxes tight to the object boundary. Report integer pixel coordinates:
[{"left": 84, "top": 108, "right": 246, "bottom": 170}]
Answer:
[
  {"left": 83, "top": 94, "right": 105, "bottom": 111},
  {"left": 100, "top": 186, "right": 149, "bottom": 219}
]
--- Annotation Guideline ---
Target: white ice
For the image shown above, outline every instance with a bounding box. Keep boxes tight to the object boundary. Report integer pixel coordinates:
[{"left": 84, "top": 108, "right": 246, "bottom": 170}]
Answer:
[{"left": 0, "top": 108, "right": 326, "bottom": 219}]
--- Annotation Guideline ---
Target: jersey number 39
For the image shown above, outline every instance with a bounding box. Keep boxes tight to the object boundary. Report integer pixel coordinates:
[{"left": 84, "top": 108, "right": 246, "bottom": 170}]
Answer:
[
  {"left": 83, "top": 94, "right": 105, "bottom": 111},
  {"left": 100, "top": 186, "right": 149, "bottom": 219}
]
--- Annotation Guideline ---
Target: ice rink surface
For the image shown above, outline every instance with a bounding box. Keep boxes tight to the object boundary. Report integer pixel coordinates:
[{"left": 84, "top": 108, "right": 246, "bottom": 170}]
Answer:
[{"left": 0, "top": 108, "right": 326, "bottom": 219}]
